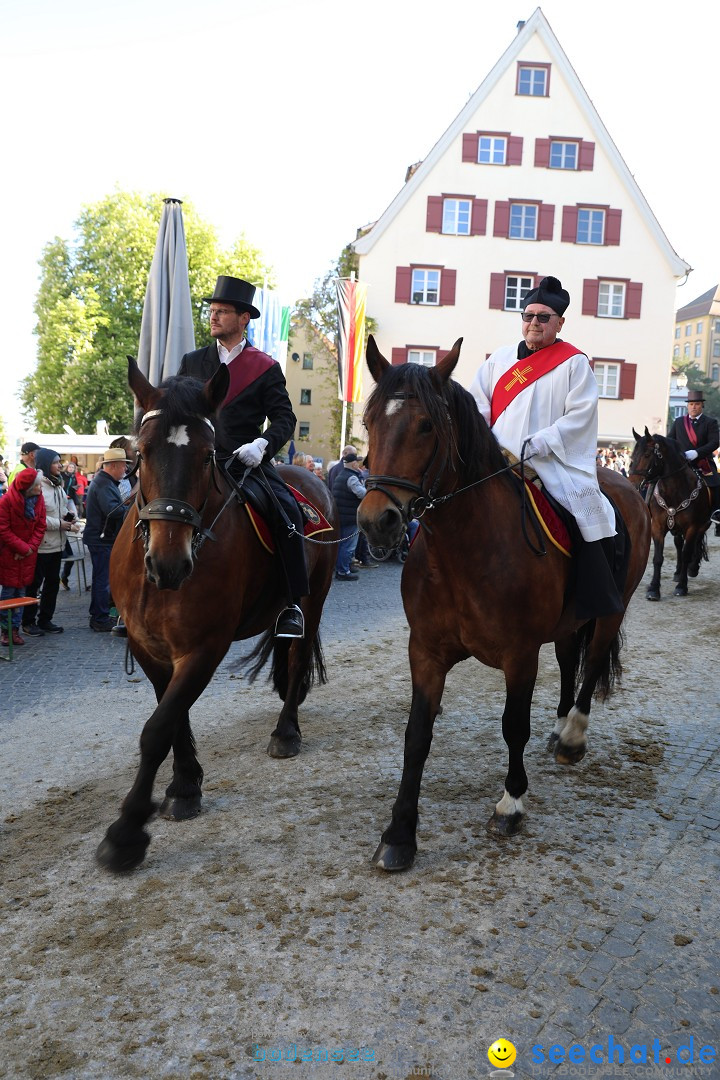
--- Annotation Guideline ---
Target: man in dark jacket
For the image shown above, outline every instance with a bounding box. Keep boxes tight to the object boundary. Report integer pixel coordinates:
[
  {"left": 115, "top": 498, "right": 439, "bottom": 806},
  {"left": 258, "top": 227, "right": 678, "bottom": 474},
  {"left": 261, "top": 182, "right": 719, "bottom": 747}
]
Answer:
[
  {"left": 668, "top": 388, "right": 720, "bottom": 534},
  {"left": 84, "top": 447, "right": 130, "bottom": 631},
  {"left": 178, "top": 276, "right": 307, "bottom": 638},
  {"left": 332, "top": 454, "right": 367, "bottom": 581}
]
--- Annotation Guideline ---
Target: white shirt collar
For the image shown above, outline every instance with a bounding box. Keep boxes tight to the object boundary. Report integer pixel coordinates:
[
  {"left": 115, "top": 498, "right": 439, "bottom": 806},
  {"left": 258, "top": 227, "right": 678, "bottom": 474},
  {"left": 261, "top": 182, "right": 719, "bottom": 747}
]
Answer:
[{"left": 217, "top": 338, "right": 246, "bottom": 366}]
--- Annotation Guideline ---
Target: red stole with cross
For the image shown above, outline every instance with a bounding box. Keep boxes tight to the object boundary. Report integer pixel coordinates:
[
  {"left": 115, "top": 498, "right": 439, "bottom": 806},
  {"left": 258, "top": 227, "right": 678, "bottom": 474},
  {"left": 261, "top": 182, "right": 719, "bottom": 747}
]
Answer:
[
  {"left": 490, "top": 341, "right": 579, "bottom": 427},
  {"left": 223, "top": 343, "right": 275, "bottom": 406},
  {"left": 683, "top": 414, "right": 712, "bottom": 473}
]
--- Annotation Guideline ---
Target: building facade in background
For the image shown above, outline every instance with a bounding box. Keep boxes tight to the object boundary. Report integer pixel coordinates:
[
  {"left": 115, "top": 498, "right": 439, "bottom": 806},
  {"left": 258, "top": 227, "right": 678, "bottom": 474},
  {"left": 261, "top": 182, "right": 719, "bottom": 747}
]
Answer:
[
  {"left": 283, "top": 318, "right": 339, "bottom": 465},
  {"left": 353, "top": 9, "right": 690, "bottom": 444},
  {"left": 673, "top": 285, "right": 720, "bottom": 383}
]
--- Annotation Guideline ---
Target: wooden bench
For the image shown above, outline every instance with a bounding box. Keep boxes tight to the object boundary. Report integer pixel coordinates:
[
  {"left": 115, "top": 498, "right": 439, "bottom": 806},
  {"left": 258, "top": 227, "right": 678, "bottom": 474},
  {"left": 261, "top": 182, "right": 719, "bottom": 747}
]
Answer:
[{"left": 0, "top": 597, "right": 39, "bottom": 662}]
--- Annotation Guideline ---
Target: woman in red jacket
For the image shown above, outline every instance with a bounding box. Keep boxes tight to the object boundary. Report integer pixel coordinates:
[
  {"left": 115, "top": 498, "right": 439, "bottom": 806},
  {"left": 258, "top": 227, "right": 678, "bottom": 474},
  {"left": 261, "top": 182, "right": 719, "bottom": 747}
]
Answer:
[{"left": 0, "top": 468, "right": 47, "bottom": 645}]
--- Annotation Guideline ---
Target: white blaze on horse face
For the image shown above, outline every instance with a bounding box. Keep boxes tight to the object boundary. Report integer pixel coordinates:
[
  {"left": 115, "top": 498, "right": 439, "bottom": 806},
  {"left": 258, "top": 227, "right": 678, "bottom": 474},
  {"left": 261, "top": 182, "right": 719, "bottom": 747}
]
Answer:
[
  {"left": 167, "top": 425, "right": 190, "bottom": 447},
  {"left": 385, "top": 399, "right": 404, "bottom": 418}
]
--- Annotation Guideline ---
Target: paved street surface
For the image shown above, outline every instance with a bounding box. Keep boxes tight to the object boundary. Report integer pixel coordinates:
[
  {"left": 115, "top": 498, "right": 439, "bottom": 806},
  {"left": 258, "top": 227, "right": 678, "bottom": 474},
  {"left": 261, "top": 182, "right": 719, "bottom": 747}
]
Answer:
[{"left": 1, "top": 538, "right": 719, "bottom": 1079}]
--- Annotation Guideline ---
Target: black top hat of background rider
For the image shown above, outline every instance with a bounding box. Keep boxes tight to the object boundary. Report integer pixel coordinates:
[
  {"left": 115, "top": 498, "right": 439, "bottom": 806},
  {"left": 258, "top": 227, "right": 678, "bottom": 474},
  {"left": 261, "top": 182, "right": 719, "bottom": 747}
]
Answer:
[
  {"left": 202, "top": 276, "right": 261, "bottom": 320},
  {"left": 686, "top": 389, "right": 705, "bottom": 403}
]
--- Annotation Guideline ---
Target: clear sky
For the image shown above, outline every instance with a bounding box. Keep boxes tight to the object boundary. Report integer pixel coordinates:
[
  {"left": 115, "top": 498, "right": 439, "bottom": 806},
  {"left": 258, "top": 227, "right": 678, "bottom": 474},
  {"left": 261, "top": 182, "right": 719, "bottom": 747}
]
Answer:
[{"left": 1, "top": 0, "right": 717, "bottom": 444}]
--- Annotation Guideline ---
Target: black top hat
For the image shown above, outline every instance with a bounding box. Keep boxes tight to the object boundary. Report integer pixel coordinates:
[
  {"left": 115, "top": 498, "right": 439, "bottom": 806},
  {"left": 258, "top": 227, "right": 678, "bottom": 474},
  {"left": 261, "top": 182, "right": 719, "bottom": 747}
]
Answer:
[
  {"left": 686, "top": 389, "right": 705, "bottom": 403},
  {"left": 202, "top": 276, "right": 260, "bottom": 319}
]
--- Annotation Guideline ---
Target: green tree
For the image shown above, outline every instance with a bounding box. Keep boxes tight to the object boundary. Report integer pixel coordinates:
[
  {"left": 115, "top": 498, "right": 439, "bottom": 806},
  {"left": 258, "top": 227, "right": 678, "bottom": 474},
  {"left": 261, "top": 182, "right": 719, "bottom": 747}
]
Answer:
[
  {"left": 23, "top": 190, "right": 275, "bottom": 432},
  {"left": 672, "top": 361, "right": 720, "bottom": 426}
]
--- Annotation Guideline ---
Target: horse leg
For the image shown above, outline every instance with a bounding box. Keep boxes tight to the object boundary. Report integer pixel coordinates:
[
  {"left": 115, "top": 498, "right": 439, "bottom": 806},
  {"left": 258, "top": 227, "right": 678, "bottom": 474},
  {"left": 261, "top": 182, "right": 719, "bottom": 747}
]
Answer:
[
  {"left": 554, "top": 613, "right": 624, "bottom": 765},
  {"left": 547, "top": 634, "right": 579, "bottom": 753},
  {"left": 646, "top": 535, "right": 664, "bottom": 601},
  {"left": 487, "top": 660, "right": 536, "bottom": 836},
  {"left": 96, "top": 650, "right": 223, "bottom": 872},
  {"left": 266, "top": 593, "right": 328, "bottom": 758},
  {"left": 686, "top": 530, "right": 703, "bottom": 578},
  {"left": 674, "top": 535, "right": 692, "bottom": 596},
  {"left": 672, "top": 533, "right": 683, "bottom": 581},
  {"left": 373, "top": 660, "right": 447, "bottom": 872}
]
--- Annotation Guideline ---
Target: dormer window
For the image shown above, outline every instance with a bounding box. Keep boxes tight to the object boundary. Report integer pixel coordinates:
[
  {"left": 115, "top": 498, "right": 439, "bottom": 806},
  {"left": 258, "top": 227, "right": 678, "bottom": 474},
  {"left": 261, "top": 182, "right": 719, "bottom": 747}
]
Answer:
[{"left": 517, "top": 63, "right": 550, "bottom": 96}]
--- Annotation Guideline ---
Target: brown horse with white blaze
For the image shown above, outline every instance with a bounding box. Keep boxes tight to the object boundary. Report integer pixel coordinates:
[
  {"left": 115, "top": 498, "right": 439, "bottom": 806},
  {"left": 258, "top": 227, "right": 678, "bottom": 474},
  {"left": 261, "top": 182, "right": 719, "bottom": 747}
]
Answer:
[{"left": 358, "top": 337, "right": 651, "bottom": 871}]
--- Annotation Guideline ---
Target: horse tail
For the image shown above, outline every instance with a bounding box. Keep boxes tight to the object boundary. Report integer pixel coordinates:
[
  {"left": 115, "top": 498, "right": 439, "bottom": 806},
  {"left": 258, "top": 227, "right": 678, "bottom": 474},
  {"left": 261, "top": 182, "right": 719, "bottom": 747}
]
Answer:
[
  {"left": 575, "top": 620, "right": 625, "bottom": 702},
  {"left": 243, "top": 629, "right": 328, "bottom": 703}
]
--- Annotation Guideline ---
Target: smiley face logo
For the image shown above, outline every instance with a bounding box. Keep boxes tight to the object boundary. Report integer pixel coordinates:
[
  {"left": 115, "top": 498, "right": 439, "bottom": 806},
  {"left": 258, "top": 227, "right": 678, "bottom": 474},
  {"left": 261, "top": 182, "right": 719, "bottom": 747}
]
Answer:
[{"left": 488, "top": 1038, "right": 517, "bottom": 1069}]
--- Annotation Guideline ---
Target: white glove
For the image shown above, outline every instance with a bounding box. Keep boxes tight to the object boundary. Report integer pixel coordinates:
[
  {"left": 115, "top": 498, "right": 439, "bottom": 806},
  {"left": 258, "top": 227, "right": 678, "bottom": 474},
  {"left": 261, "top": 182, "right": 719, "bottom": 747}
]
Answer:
[
  {"left": 233, "top": 437, "right": 269, "bottom": 467},
  {"left": 684, "top": 450, "right": 698, "bottom": 462},
  {"left": 527, "top": 434, "right": 551, "bottom": 459}
]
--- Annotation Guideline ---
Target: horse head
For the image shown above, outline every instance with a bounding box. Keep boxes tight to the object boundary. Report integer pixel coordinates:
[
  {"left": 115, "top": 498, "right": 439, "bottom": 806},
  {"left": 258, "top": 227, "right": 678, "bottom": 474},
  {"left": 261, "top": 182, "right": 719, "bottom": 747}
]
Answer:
[{"left": 128, "top": 357, "right": 229, "bottom": 590}]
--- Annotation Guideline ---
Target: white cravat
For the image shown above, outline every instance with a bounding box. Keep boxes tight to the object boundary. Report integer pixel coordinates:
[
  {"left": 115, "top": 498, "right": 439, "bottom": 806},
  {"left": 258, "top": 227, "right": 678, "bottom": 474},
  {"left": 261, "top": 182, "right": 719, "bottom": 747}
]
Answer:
[{"left": 217, "top": 339, "right": 246, "bottom": 366}]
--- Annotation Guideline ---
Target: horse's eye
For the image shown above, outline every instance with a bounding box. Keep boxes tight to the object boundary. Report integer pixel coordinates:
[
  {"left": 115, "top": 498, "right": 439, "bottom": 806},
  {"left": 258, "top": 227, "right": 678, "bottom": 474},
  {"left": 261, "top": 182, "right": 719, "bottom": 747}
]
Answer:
[{"left": 418, "top": 418, "right": 433, "bottom": 434}]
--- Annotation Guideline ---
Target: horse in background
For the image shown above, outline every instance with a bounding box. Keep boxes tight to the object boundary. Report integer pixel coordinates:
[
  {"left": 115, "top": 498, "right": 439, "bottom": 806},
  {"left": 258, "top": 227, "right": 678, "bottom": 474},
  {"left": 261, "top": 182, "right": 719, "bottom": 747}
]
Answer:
[
  {"left": 96, "top": 359, "right": 337, "bottom": 872},
  {"left": 628, "top": 427, "right": 711, "bottom": 600},
  {"left": 358, "top": 337, "right": 651, "bottom": 871}
]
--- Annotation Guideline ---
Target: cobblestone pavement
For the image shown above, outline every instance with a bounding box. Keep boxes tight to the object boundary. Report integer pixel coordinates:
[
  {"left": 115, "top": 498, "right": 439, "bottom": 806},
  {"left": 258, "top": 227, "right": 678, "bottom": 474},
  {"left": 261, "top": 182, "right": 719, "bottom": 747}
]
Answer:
[{"left": 1, "top": 537, "right": 719, "bottom": 1080}]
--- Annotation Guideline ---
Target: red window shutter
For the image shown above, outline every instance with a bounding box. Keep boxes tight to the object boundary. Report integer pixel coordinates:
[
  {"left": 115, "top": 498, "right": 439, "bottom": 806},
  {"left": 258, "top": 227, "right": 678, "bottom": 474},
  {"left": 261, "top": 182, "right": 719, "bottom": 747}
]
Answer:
[
  {"left": 395, "top": 267, "right": 412, "bottom": 304},
  {"left": 507, "top": 136, "right": 523, "bottom": 165},
  {"left": 462, "top": 133, "right": 479, "bottom": 162},
  {"left": 582, "top": 279, "right": 599, "bottom": 316},
  {"left": 538, "top": 203, "right": 555, "bottom": 241},
  {"left": 439, "top": 269, "right": 457, "bottom": 306},
  {"left": 534, "top": 138, "right": 551, "bottom": 168},
  {"left": 605, "top": 209, "right": 622, "bottom": 245},
  {"left": 578, "top": 141, "right": 595, "bottom": 171},
  {"left": 470, "top": 198, "right": 488, "bottom": 235},
  {"left": 561, "top": 205, "right": 579, "bottom": 243},
  {"left": 619, "top": 362, "right": 637, "bottom": 399},
  {"left": 426, "top": 196, "right": 443, "bottom": 233},
  {"left": 391, "top": 348, "right": 407, "bottom": 366},
  {"left": 626, "top": 282, "right": 642, "bottom": 319},
  {"left": 489, "top": 273, "right": 506, "bottom": 310},
  {"left": 493, "top": 201, "right": 510, "bottom": 237}
]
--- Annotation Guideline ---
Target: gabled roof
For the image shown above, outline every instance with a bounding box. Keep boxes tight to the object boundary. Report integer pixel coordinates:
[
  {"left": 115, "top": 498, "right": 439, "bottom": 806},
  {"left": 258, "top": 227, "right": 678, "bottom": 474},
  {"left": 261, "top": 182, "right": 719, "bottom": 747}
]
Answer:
[
  {"left": 676, "top": 285, "right": 720, "bottom": 320},
  {"left": 353, "top": 8, "right": 690, "bottom": 278}
]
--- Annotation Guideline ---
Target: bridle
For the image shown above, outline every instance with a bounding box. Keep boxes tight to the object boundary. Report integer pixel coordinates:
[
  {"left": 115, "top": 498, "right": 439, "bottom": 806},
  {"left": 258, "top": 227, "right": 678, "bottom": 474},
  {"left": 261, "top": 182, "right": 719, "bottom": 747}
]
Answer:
[{"left": 629, "top": 437, "right": 704, "bottom": 527}]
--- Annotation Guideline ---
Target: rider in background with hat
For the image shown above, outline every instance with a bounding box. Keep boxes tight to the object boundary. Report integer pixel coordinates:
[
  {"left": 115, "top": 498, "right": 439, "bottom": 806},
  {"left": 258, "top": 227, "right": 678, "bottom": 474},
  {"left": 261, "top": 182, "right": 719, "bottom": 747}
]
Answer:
[
  {"left": 178, "top": 276, "right": 307, "bottom": 639},
  {"left": 668, "top": 388, "right": 720, "bottom": 535}
]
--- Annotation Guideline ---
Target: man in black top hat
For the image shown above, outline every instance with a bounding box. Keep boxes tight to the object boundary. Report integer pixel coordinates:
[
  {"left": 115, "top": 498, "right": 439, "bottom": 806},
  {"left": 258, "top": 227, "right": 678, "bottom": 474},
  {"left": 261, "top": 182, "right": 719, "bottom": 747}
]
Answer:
[
  {"left": 178, "top": 275, "right": 307, "bottom": 638},
  {"left": 668, "top": 388, "right": 720, "bottom": 532}
]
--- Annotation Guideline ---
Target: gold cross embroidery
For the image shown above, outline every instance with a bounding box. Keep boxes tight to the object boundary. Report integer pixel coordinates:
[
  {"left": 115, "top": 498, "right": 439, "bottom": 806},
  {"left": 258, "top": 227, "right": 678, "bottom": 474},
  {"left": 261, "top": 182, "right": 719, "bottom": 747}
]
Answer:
[{"left": 504, "top": 364, "right": 533, "bottom": 392}]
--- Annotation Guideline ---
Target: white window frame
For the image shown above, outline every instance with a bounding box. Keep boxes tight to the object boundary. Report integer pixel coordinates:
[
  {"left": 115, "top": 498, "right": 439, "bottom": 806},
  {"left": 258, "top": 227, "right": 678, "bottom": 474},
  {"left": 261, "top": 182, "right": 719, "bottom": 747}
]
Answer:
[
  {"left": 505, "top": 275, "right": 534, "bottom": 311},
  {"left": 300, "top": 388, "right": 312, "bottom": 405},
  {"left": 597, "top": 281, "right": 625, "bottom": 319},
  {"left": 713, "top": 340, "right": 720, "bottom": 358},
  {"left": 685, "top": 324, "right": 692, "bottom": 336},
  {"left": 518, "top": 66, "right": 547, "bottom": 96},
  {"left": 695, "top": 341, "right": 702, "bottom": 358},
  {"left": 302, "top": 353, "right": 313, "bottom": 369},
  {"left": 594, "top": 362, "right": 620, "bottom": 399},
  {"left": 697, "top": 322, "right": 703, "bottom": 333},
  {"left": 577, "top": 208, "right": 605, "bottom": 245},
  {"left": 549, "top": 141, "right": 578, "bottom": 169},
  {"left": 684, "top": 343, "right": 691, "bottom": 358},
  {"left": 673, "top": 345, "right": 680, "bottom": 358},
  {"left": 675, "top": 327, "right": 681, "bottom": 339},
  {"left": 442, "top": 198, "right": 471, "bottom": 235},
  {"left": 478, "top": 136, "right": 507, "bottom": 164},
  {"left": 411, "top": 268, "right": 440, "bottom": 305},
  {"left": 509, "top": 203, "right": 537, "bottom": 240},
  {"left": 407, "top": 349, "right": 436, "bottom": 367},
  {"left": 712, "top": 364, "right": 720, "bottom": 380},
  {"left": 298, "top": 422, "right": 310, "bottom": 438}
]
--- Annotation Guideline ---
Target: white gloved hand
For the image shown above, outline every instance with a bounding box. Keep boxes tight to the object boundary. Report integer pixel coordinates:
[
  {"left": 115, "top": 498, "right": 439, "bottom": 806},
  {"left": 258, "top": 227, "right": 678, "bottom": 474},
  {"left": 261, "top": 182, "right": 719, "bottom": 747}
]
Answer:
[
  {"left": 684, "top": 450, "right": 698, "bottom": 461},
  {"left": 527, "top": 434, "right": 551, "bottom": 459},
  {"left": 233, "top": 437, "right": 269, "bottom": 467}
]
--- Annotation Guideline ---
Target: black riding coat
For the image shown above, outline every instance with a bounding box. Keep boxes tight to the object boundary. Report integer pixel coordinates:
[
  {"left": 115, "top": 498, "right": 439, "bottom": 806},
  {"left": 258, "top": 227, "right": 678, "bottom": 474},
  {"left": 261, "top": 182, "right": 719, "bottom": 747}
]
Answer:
[{"left": 667, "top": 411, "right": 719, "bottom": 481}]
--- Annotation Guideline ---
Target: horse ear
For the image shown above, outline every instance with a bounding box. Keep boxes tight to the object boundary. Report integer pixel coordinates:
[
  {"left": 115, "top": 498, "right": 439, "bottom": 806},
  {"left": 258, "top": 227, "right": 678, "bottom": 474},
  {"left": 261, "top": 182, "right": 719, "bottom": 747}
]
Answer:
[
  {"left": 632, "top": 427, "right": 640, "bottom": 441},
  {"left": 204, "top": 363, "right": 229, "bottom": 414},
  {"left": 432, "top": 338, "right": 463, "bottom": 386},
  {"left": 127, "top": 356, "right": 161, "bottom": 412},
  {"left": 644, "top": 426, "right": 650, "bottom": 437},
  {"left": 366, "top": 335, "right": 390, "bottom": 383}
]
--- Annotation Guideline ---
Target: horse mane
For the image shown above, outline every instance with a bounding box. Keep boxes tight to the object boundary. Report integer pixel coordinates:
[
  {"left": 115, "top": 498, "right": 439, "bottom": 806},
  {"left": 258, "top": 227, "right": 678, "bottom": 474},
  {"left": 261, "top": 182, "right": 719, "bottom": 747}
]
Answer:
[
  {"left": 365, "top": 363, "right": 507, "bottom": 484},
  {"left": 134, "top": 376, "right": 216, "bottom": 439},
  {"left": 655, "top": 434, "right": 685, "bottom": 468}
]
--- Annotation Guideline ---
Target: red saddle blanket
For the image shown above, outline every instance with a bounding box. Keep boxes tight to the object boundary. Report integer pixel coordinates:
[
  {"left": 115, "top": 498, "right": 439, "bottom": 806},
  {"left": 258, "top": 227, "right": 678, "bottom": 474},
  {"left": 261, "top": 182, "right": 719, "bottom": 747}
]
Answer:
[
  {"left": 245, "top": 484, "right": 333, "bottom": 554},
  {"left": 523, "top": 480, "right": 572, "bottom": 557}
]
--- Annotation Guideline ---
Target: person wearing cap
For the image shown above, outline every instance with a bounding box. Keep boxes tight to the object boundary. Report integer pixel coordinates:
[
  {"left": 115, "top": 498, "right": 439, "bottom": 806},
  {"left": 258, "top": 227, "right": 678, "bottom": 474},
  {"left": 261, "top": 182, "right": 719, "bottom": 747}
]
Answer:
[
  {"left": 83, "top": 447, "right": 131, "bottom": 632},
  {"left": 178, "top": 275, "right": 307, "bottom": 639},
  {"left": 668, "top": 389, "right": 720, "bottom": 534},
  {"left": 0, "top": 468, "right": 47, "bottom": 646},
  {"left": 22, "top": 447, "right": 80, "bottom": 636},
  {"left": 8, "top": 441, "right": 40, "bottom": 484},
  {"left": 471, "top": 276, "right": 623, "bottom": 618}
]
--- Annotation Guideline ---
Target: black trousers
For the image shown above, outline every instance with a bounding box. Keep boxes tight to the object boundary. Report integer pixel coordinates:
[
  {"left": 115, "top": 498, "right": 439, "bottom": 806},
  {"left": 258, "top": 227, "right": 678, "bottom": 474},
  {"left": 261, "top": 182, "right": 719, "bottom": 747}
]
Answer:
[
  {"left": 243, "top": 464, "right": 310, "bottom": 601},
  {"left": 24, "top": 551, "right": 62, "bottom": 627}
]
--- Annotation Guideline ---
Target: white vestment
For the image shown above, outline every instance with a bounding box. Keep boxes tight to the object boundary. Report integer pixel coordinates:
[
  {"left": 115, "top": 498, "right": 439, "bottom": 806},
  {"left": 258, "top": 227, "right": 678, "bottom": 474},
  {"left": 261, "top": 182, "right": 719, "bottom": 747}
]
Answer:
[{"left": 470, "top": 343, "right": 616, "bottom": 542}]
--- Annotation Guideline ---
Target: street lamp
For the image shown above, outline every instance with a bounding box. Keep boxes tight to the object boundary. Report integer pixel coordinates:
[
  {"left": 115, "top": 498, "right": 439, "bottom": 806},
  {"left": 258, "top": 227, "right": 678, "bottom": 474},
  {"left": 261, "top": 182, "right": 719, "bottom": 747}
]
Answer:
[{"left": 676, "top": 371, "right": 688, "bottom": 390}]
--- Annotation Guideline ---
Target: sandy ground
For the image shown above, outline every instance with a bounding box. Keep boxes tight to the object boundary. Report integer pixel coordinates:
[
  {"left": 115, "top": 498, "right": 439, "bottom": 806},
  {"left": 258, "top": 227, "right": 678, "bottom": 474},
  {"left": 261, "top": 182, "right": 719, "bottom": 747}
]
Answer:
[{"left": 2, "top": 539, "right": 720, "bottom": 1080}]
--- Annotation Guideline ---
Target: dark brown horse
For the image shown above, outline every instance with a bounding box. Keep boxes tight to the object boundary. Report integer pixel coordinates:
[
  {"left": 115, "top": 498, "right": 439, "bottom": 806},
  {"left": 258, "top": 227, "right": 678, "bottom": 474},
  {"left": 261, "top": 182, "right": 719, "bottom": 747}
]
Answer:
[
  {"left": 628, "top": 427, "right": 711, "bottom": 600},
  {"left": 96, "top": 359, "right": 337, "bottom": 872},
  {"left": 358, "top": 338, "right": 651, "bottom": 871}
]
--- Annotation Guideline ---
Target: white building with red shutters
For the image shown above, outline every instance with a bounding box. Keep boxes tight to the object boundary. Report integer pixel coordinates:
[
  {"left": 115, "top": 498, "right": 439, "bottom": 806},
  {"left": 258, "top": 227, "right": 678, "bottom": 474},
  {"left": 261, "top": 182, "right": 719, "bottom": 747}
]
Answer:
[{"left": 353, "top": 8, "right": 690, "bottom": 444}]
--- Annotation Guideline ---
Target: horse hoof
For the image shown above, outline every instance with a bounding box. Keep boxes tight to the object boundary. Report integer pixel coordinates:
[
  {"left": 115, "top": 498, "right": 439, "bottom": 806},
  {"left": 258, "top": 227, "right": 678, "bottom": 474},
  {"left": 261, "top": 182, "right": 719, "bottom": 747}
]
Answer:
[
  {"left": 267, "top": 733, "right": 301, "bottom": 758},
  {"left": 372, "top": 840, "right": 416, "bottom": 871},
  {"left": 688, "top": 566, "right": 700, "bottom": 578},
  {"left": 646, "top": 589, "right": 661, "bottom": 601},
  {"left": 95, "top": 831, "right": 150, "bottom": 873},
  {"left": 159, "top": 795, "right": 202, "bottom": 821},
  {"left": 487, "top": 811, "right": 523, "bottom": 836},
  {"left": 546, "top": 732, "right": 559, "bottom": 752},
  {"left": 554, "top": 740, "right": 587, "bottom": 765},
  {"left": 673, "top": 585, "right": 688, "bottom": 597}
]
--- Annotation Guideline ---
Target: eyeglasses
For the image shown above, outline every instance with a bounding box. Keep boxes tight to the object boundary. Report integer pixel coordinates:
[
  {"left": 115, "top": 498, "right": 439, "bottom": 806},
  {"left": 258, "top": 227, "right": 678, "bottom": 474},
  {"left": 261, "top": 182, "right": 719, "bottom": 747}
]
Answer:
[
  {"left": 521, "top": 312, "right": 556, "bottom": 323},
  {"left": 208, "top": 307, "right": 236, "bottom": 318}
]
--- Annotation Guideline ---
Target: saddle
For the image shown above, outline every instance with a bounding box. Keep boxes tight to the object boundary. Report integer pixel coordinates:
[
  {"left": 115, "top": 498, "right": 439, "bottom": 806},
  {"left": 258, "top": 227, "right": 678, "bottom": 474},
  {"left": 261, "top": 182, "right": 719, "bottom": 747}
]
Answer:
[{"left": 226, "top": 466, "right": 333, "bottom": 554}]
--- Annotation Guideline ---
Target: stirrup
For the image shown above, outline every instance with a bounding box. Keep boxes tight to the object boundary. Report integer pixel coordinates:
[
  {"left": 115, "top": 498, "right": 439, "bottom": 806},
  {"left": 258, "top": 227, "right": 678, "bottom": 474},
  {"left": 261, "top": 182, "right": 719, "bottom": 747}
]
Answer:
[
  {"left": 275, "top": 604, "right": 304, "bottom": 639},
  {"left": 710, "top": 509, "right": 720, "bottom": 524}
]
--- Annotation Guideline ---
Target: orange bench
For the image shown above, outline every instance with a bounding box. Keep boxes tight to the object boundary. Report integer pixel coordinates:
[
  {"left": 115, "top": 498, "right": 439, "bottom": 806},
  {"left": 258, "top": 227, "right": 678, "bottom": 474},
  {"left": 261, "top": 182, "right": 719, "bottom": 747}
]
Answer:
[{"left": 0, "top": 597, "right": 39, "bottom": 662}]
